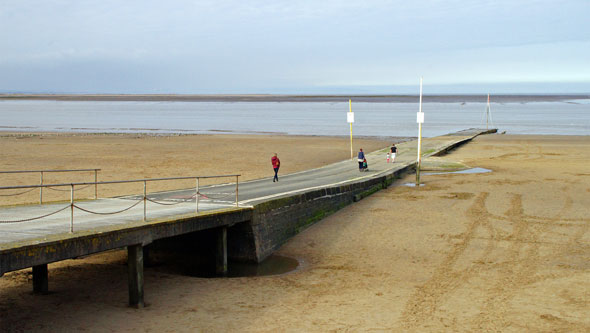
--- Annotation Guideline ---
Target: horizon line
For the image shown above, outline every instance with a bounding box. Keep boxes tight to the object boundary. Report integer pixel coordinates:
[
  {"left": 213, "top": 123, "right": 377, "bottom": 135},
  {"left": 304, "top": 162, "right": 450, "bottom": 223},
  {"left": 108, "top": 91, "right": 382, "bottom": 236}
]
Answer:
[{"left": 1, "top": 92, "right": 589, "bottom": 97}]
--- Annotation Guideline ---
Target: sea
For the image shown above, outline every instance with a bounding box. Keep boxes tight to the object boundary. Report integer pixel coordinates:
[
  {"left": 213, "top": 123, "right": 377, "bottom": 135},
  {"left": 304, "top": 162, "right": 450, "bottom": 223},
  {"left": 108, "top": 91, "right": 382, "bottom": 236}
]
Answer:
[{"left": 1, "top": 98, "right": 589, "bottom": 137}]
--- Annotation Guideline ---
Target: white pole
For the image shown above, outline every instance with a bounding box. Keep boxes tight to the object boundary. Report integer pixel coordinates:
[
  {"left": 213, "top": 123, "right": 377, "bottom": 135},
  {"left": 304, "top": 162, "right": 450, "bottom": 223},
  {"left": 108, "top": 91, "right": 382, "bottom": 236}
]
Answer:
[
  {"left": 235, "top": 175, "right": 239, "bottom": 207},
  {"left": 416, "top": 77, "right": 423, "bottom": 185},
  {"left": 349, "top": 99, "right": 353, "bottom": 160},
  {"left": 70, "top": 184, "right": 74, "bottom": 233},
  {"left": 196, "top": 178, "right": 200, "bottom": 213},
  {"left": 143, "top": 181, "right": 147, "bottom": 222},
  {"left": 39, "top": 171, "right": 43, "bottom": 204},
  {"left": 486, "top": 93, "right": 490, "bottom": 130}
]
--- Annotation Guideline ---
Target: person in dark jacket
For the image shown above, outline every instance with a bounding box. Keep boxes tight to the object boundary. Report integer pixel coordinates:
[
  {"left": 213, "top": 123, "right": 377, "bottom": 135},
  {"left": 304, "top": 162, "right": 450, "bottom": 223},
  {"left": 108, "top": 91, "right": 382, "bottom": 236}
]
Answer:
[
  {"left": 271, "top": 153, "right": 280, "bottom": 182},
  {"left": 357, "top": 148, "right": 365, "bottom": 171},
  {"left": 390, "top": 144, "right": 397, "bottom": 163}
]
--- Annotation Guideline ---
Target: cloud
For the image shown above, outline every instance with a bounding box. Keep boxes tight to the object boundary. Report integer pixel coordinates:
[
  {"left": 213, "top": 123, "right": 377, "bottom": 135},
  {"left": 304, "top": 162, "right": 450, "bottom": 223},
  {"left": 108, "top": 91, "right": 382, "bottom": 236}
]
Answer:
[{"left": 0, "top": 0, "right": 588, "bottom": 93}]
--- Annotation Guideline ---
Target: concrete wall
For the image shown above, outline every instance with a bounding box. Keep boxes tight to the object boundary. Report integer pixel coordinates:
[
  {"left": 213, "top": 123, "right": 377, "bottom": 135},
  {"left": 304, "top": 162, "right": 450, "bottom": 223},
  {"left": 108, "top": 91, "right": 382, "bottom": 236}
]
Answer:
[{"left": 229, "top": 130, "right": 497, "bottom": 263}]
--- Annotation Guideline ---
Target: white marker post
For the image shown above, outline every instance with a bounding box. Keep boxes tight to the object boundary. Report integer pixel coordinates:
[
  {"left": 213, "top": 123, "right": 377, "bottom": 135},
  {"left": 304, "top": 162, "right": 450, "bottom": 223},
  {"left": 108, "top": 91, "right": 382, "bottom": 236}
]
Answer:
[
  {"left": 486, "top": 93, "right": 493, "bottom": 130},
  {"left": 347, "top": 99, "right": 355, "bottom": 160},
  {"left": 416, "top": 77, "right": 424, "bottom": 186}
]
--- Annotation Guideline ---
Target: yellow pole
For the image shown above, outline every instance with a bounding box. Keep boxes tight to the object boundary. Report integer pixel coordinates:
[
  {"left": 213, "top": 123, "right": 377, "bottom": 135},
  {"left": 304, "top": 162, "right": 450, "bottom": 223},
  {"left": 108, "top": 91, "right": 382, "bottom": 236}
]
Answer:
[{"left": 349, "top": 99, "right": 353, "bottom": 160}]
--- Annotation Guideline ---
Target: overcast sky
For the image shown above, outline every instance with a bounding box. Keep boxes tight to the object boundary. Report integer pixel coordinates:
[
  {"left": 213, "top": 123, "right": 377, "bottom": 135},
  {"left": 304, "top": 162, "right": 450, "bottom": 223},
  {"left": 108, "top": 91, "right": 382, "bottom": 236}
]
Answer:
[{"left": 1, "top": 0, "right": 589, "bottom": 94}]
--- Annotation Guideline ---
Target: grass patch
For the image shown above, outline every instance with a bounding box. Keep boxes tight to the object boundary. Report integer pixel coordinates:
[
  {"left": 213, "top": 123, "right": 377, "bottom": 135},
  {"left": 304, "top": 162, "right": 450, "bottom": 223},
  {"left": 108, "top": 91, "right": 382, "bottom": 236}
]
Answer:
[
  {"left": 422, "top": 149, "right": 436, "bottom": 156},
  {"left": 420, "top": 159, "right": 469, "bottom": 171}
]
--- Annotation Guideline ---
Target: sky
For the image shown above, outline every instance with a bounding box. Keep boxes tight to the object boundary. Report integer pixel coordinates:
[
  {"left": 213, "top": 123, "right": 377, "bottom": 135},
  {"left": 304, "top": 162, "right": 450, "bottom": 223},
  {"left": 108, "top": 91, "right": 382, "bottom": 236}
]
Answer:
[{"left": 1, "top": 0, "right": 589, "bottom": 94}]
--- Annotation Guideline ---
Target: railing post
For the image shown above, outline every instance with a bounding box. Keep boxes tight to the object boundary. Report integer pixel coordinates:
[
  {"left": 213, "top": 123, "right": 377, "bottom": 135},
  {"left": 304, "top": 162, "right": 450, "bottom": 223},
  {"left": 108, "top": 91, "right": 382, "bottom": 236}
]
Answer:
[
  {"left": 39, "top": 171, "right": 43, "bottom": 204},
  {"left": 196, "top": 178, "right": 200, "bottom": 213},
  {"left": 235, "top": 175, "right": 239, "bottom": 207},
  {"left": 70, "top": 184, "right": 74, "bottom": 233},
  {"left": 143, "top": 181, "right": 147, "bottom": 222},
  {"left": 94, "top": 169, "right": 98, "bottom": 199}
]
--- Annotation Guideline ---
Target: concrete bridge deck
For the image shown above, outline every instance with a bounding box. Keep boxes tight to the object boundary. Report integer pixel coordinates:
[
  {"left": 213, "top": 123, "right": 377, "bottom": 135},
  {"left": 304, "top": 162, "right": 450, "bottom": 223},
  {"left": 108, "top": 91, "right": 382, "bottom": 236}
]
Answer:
[{"left": 0, "top": 128, "right": 496, "bottom": 307}]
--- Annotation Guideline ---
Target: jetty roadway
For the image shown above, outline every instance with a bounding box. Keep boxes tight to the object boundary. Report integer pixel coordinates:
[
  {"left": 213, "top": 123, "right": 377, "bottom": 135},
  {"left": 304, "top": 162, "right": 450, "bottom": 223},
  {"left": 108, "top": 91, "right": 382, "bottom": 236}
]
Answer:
[{"left": 0, "top": 128, "right": 496, "bottom": 307}]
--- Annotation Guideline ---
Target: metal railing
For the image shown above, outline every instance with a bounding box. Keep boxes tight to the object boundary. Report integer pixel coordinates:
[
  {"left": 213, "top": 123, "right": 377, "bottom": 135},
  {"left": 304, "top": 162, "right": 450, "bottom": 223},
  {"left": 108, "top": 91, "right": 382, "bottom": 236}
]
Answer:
[
  {"left": 0, "top": 174, "right": 240, "bottom": 232},
  {"left": 0, "top": 169, "right": 101, "bottom": 204}
]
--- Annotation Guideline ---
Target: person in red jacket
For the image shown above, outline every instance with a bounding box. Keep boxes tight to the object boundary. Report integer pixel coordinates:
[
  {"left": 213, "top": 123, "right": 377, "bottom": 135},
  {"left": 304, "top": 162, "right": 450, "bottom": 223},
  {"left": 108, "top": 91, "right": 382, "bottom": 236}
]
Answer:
[{"left": 271, "top": 153, "right": 281, "bottom": 182}]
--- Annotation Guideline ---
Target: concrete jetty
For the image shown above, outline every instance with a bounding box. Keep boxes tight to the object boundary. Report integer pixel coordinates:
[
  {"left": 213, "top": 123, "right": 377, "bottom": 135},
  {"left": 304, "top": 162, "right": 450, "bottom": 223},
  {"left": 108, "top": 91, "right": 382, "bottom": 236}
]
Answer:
[{"left": 0, "top": 128, "right": 496, "bottom": 307}]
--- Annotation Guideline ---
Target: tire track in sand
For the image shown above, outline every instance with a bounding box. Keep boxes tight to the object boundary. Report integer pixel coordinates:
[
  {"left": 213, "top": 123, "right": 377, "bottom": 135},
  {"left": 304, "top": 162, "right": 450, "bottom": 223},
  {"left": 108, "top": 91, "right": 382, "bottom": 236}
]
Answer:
[
  {"left": 472, "top": 192, "right": 582, "bottom": 331},
  {"left": 400, "top": 192, "right": 496, "bottom": 329},
  {"left": 472, "top": 193, "right": 541, "bottom": 330}
]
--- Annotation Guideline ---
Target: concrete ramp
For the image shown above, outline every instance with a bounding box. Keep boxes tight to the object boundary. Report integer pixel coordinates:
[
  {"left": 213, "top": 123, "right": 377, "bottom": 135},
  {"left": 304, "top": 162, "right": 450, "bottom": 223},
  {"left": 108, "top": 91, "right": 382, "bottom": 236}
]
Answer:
[{"left": 0, "top": 128, "right": 497, "bottom": 306}]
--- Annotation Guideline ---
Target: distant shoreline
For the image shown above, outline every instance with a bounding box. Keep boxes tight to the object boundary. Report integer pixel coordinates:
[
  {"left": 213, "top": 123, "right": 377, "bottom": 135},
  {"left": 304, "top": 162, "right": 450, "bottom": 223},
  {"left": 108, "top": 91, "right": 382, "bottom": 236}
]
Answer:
[
  {"left": 0, "top": 93, "right": 588, "bottom": 103},
  {"left": 0, "top": 130, "right": 415, "bottom": 142}
]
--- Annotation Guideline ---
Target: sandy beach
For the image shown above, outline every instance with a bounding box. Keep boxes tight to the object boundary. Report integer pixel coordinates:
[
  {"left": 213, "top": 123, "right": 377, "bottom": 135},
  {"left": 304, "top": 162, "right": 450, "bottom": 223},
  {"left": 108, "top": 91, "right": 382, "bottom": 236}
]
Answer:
[
  {"left": 1, "top": 133, "right": 589, "bottom": 332},
  {"left": 0, "top": 133, "right": 393, "bottom": 206}
]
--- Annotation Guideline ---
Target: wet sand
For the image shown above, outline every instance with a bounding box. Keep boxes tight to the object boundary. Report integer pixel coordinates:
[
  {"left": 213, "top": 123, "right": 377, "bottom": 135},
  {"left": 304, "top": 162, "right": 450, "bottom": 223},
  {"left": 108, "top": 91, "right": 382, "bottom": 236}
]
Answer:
[{"left": 1, "top": 134, "right": 589, "bottom": 332}]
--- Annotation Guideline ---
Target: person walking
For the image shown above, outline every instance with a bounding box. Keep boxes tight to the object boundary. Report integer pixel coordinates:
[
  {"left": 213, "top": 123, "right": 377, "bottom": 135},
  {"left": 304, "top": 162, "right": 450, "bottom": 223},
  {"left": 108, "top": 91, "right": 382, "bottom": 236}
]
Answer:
[
  {"left": 271, "top": 153, "right": 281, "bottom": 182},
  {"left": 357, "top": 148, "right": 365, "bottom": 171},
  {"left": 390, "top": 144, "right": 397, "bottom": 163}
]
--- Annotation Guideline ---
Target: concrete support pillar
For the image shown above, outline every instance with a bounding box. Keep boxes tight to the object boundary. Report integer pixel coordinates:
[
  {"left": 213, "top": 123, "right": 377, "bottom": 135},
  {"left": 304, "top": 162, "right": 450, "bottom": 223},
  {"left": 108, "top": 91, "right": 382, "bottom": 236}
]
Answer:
[
  {"left": 32, "top": 264, "right": 48, "bottom": 294},
  {"left": 143, "top": 245, "right": 152, "bottom": 267},
  {"left": 216, "top": 226, "right": 228, "bottom": 276},
  {"left": 127, "top": 244, "right": 144, "bottom": 308}
]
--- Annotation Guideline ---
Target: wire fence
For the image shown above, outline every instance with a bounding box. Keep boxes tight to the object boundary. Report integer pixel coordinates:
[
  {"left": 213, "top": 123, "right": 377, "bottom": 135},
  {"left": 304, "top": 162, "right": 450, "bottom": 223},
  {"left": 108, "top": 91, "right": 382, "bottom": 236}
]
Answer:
[
  {"left": 73, "top": 199, "right": 144, "bottom": 215},
  {"left": 0, "top": 205, "right": 71, "bottom": 224},
  {"left": 47, "top": 184, "right": 93, "bottom": 192},
  {"left": 0, "top": 187, "right": 37, "bottom": 197},
  {"left": 0, "top": 169, "right": 101, "bottom": 203},
  {"left": 146, "top": 192, "right": 198, "bottom": 206},
  {"left": 0, "top": 174, "right": 240, "bottom": 232}
]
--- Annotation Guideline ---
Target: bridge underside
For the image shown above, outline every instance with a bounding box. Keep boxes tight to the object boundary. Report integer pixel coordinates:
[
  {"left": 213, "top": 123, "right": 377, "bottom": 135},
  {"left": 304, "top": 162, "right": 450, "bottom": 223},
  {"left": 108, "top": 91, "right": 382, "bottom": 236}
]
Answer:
[{"left": 1, "top": 208, "right": 252, "bottom": 306}]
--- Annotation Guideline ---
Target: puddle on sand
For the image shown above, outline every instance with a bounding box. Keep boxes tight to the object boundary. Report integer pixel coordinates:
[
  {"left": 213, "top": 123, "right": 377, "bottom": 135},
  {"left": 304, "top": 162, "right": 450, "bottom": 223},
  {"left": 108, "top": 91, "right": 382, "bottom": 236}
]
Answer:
[
  {"left": 399, "top": 168, "right": 491, "bottom": 187},
  {"left": 187, "top": 255, "right": 300, "bottom": 278},
  {"left": 423, "top": 167, "right": 492, "bottom": 176},
  {"left": 402, "top": 183, "right": 426, "bottom": 187}
]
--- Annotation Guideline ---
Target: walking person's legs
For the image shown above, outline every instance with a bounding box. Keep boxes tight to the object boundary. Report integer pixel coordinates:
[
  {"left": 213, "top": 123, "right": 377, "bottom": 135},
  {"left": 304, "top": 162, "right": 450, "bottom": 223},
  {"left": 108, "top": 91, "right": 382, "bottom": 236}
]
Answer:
[{"left": 273, "top": 167, "right": 279, "bottom": 182}]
